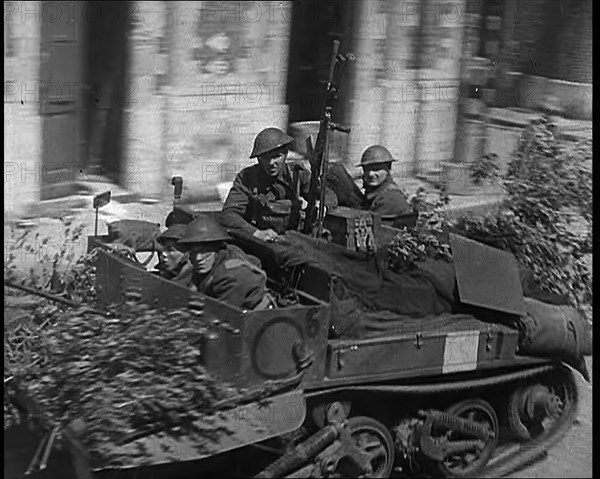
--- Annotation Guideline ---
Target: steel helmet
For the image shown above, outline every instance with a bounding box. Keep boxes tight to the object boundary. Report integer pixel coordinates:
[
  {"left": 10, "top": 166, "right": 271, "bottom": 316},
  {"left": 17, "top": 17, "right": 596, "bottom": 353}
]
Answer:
[
  {"left": 156, "top": 223, "right": 188, "bottom": 245},
  {"left": 178, "top": 214, "right": 230, "bottom": 244},
  {"left": 165, "top": 205, "right": 195, "bottom": 228},
  {"left": 250, "top": 127, "right": 294, "bottom": 158},
  {"left": 356, "top": 145, "right": 397, "bottom": 167}
]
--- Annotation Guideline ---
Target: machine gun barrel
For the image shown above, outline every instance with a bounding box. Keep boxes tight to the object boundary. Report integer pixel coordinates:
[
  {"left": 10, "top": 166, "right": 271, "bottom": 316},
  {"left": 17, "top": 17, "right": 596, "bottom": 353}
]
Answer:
[
  {"left": 302, "top": 40, "right": 349, "bottom": 237},
  {"left": 327, "top": 39, "right": 340, "bottom": 87}
]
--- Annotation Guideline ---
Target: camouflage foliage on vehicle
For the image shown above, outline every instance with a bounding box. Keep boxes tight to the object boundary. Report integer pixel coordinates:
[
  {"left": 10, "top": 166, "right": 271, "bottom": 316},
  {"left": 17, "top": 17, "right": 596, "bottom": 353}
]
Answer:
[{"left": 386, "top": 116, "right": 592, "bottom": 309}]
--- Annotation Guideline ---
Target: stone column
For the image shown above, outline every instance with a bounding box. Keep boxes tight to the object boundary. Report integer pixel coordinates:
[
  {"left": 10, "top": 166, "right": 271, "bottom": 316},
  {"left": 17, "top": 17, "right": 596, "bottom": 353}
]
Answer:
[
  {"left": 453, "top": 6, "right": 489, "bottom": 167},
  {"left": 4, "top": 1, "right": 42, "bottom": 218},
  {"left": 122, "top": 1, "right": 169, "bottom": 199},
  {"left": 345, "top": 0, "right": 387, "bottom": 178},
  {"left": 494, "top": 0, "right": 520, "bottom": 108},
  {"left": 412, "top": 0, "right": 465, "bottom": 181},
  {"left": 547, "top": 0, "right": 592, "bottom": 119},
  {"left": 380, "top": 0, "right": 421, "bottom": 184},
  {"left": 555, "top": 0, "right": 592, "bottom": 84}
]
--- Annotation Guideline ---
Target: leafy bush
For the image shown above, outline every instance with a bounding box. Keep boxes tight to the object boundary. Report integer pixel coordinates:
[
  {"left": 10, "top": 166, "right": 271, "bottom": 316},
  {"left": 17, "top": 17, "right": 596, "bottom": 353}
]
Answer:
[
  {"left": 387, "top": 188, "right": 453, "bottom": 272},
  {"left": 471, "top": 153, "right": 501, "bottom": 185},
  {"left": 4, "top": 222, "right": 241, "bottom": 465},
  {"left": 4, "top": 218, "right": 90, "bottom": 296},
  {"left": 387, "top": 115, "right": 592, "bottom": 309},
  {"left": 454, "top": 116, "right": 592, "bottom": 307}
]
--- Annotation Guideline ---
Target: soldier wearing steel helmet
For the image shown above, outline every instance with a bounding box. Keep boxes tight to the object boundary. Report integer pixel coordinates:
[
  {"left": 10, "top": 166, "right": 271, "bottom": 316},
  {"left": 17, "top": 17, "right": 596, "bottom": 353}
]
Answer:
[
  {"left": 154, "top": 205, "right": 197, "bottom": 282},
  {"left": 177, "top": 213, "right": 269, "bottom": 310},
  {"left": 220, "top": 127, "right": 338, "bottom": 242},
  {"left": 356, "top": 145, "right": 410, "bottom": 217},
  {"left": 155, "top": 223, "right": 193, "bottom": 283}
]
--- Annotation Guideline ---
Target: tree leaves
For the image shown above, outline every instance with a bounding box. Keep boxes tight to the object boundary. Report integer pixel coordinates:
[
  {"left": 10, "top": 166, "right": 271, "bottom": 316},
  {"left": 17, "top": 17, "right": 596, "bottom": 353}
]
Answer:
[
  {"left": 453, "top": 116, "right": 592, "bottom": 308},
  {"left": 4, "top": 286, "right": 240, "bottom": 466},
  {"left": 387, "top": 116, "right": 592, "bottom": 309},
  {"left": 387, "top": 189, "right": 454, "bottom": 272}
]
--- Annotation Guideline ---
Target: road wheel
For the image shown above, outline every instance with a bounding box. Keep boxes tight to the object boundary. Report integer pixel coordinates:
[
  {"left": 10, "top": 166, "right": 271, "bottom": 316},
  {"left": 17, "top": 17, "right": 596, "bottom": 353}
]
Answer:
[
  {"left": 507, "top": 367, "right": 578, "bottom": 441},
  {"left": 433, "top": 399, "right": 499, "bottom": 478},
  {"left": 336, "top": 416, "right": 395, "bottom": 478}
]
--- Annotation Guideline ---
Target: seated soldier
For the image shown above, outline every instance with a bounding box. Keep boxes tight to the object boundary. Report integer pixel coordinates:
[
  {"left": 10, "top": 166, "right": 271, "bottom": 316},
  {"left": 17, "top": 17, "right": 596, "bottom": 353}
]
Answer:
[
  {"left": 356, "top": 145, "right": 411, "bottom": 217},
  {"left": 177, "top": 213, "right": 270, "bottom": 310},
  {"left": 153, "top": 204, "right": 197, "bottom": 281},
  {"left": 220, "top": 127, "right": 338, "bottom": 242},
  {"left": 326, "top": 145, "right": 411, "bottom": 219},
  {"left": 155, "top": 223, "right": 193, "bottom": 284}
]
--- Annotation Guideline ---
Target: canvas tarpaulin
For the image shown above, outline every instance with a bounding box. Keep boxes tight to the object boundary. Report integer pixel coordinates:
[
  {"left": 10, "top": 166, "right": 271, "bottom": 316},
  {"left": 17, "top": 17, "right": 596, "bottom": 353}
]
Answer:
[{"left": 232, "top": 230, "right": 457, "bottom": 322}]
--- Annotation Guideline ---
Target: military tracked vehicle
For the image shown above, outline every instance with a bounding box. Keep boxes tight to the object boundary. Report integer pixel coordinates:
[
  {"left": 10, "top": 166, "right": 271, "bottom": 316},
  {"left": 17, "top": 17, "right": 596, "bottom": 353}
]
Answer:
[
  {"left": 7, "top": 38, "right": 590, "bottom": 478},
  {"left": 10, "top": 187, "right": 582, "bottom": 479}
]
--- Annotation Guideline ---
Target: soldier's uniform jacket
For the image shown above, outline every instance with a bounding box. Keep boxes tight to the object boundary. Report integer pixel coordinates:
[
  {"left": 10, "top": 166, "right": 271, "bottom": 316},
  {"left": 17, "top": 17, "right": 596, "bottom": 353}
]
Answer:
[
  {"left": 175, "top": 244, "right": 267, "bottom": 311},
  {"left": 363, "top": 175, "right": 410, "bottom": 218},
  {"left": 220, "top": 162, "right": 338, "bottom": 235}
]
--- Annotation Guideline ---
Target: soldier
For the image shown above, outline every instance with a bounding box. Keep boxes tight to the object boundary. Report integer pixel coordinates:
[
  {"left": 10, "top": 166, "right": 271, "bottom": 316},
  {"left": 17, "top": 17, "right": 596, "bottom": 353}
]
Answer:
[
  {"left": 154, "top": 205, "right": 197, "bottom": 282},
  {"left": 177, "top": 213, "right": 270, "bottom": 310},
  {"left": 356, "top": 145, "right": 411, "bottom": 217},
  {"left": 155, "top": 223, "right": 193, "bottom": 284},
  {"left": 220, "top": 127, "right": 338, "bottom": 242}
]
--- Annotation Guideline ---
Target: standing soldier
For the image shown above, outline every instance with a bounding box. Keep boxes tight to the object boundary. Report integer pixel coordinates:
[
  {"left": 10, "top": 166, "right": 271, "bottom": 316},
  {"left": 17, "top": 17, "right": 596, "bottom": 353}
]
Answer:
[
  {"left": 356, "top": 145, "right": 411, "bottom": 217},
  {"left": 177, "top": 213, "right": 270, "bottom": 310},
  {"left": 220, "top": 127, "right": 338, "bottom": 242}
]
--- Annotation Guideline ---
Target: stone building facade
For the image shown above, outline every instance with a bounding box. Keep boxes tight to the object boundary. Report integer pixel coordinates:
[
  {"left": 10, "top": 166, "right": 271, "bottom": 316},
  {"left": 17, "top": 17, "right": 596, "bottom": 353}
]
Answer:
[{"left": 4, "top": 0, "right": 592, "bottom": 218}]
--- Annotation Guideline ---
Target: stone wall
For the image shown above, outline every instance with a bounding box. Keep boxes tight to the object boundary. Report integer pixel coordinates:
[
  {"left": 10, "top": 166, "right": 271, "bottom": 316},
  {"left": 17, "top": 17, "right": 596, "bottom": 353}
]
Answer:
[
  {"left": 498, "top": 0, "right": 592, "bottom": 119},
  {"left": 122, "top": 1, "right": 169, "bottom": 199},
  {"left": 4, "top": 0, "right": 591, "bottom": 219},
  {"left": 553, "top": 0, "right": 592, "bottom": 85},
  {"left": 343, "top": 0, "right": 468, "bottom": 183},
  {"left": 4, "top": 1, "right": 42, "bottom": 219},
  {"left": 161, "top": 1, "right": 291, "bottom": 203}
]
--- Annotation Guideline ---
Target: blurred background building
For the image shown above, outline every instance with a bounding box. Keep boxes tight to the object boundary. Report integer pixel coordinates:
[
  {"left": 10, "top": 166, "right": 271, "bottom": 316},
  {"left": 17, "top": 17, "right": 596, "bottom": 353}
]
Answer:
[{"left": 4, "top": 0, "right": 592, "bottom": 216}]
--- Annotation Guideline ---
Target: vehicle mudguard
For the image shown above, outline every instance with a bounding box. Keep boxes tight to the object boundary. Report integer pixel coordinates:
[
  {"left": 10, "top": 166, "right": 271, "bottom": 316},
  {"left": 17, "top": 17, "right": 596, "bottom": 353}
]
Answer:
[{"left": 93, "top": 389, "right": 307, "bottom": 472}]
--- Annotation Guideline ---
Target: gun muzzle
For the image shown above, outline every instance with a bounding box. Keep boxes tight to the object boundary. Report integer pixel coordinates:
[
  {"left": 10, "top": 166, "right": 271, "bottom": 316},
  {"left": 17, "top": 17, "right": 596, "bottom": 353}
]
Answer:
[
  {"left": 172, "top": 176, "right": 183, "bottom": 205},
  {"left": 330, "top": 122, "right": 350, "bottom": 134}
]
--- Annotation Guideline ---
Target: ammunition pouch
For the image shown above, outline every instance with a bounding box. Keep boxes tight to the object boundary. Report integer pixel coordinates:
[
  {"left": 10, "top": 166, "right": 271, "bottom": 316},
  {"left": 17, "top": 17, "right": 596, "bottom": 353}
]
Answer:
[{"left": 253, "top": 197, "right": 302, "bottom": 234}]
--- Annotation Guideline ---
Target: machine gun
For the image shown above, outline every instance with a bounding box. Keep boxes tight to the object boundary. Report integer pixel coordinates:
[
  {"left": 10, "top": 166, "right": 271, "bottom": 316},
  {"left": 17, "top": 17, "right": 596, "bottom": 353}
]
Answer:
[{"left": 302, "top": 40, "right": 350, "bottom": 237}]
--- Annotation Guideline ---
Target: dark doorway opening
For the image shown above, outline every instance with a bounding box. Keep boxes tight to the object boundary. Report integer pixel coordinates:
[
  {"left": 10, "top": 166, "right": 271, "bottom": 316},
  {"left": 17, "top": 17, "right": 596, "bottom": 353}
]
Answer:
[
  {"left": 285, "top": 0, "right": 354, "bottom": 124},
  {"left": 82, "top": 1, "right": 132, "bottom": 184},
  {"left": 39, "top": 1, "right": 132, "bottom": 200}
]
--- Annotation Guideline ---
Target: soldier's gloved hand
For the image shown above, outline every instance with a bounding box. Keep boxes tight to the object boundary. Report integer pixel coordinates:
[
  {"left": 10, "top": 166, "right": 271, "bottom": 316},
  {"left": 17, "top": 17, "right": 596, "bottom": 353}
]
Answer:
[
  {"left": 300, "top": 198, "right": 308, "bottom": 210},
  {"left": 253, "top": 228, "right": 279, "bottom": 242}
]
